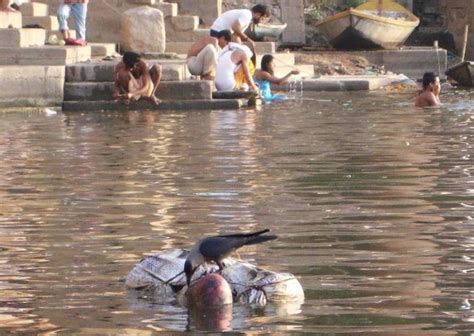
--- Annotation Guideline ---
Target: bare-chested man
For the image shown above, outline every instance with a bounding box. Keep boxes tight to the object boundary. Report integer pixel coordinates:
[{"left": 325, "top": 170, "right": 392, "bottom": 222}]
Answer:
[
  {"left": 113, "top": 51, "right": 162, "bottom": 105},
  {"left": 0, "top": 0, "right": 17, "bottom": 11},
  {"left": 186, "top": 36, "right": 218, "bottom": 80},
  {"left": 415, "top": 72, "right": 442, "bottom": 108}
]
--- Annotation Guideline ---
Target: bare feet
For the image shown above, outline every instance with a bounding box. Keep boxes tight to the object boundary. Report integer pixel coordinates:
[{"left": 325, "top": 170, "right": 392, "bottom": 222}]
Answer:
[{"left": 147, "top": 95, "right": 161, "bottom": 106}]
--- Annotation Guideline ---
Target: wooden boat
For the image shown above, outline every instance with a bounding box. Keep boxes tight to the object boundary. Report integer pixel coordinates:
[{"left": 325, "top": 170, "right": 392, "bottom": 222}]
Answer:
[
  {"left": 316, "top": 0, "right": 419, "bottom": 50},
  {"left": 445, "top": 61, "right": 474, "bottom": 86}
]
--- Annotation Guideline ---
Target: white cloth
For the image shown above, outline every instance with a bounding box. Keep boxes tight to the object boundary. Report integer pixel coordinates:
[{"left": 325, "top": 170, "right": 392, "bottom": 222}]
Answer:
[
  {"left": 187, "top": 44, "right": 218, "bottom": 76},
  {"left": 215, "top": 46, "right": 239, "bottom": 91},
  {"left": 211, "top": 9, "right": 252, "bottom": 33}
]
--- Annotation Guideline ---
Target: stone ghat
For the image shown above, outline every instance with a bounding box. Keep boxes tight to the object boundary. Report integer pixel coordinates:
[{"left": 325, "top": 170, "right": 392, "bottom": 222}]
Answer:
[{"left": 63, "top": 59, "right": 245, "bottom": 112}]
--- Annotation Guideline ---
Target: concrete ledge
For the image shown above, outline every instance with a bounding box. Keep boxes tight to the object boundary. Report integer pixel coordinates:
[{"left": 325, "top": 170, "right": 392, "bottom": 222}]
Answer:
[
  {"left": 167, "top": 15, "right": 199, "bottom": 31},
  {"left": 89, "top": 42, "right": 117, "bottom": 57},
  {"left": 64, "top": 80, "right": 213, "bottom": 101},
  {"left": 22, "top": 16, "right": 59, "bottom": 31},
  {"left": 165, "top": 41, "right": 277, "bottom": 54},
  {"left": 153, "top": 2, "right": 178, "bottom": 17},
  {"left": 271, "top": 75, "right": 408, "bottom": 91},
  {"left": 0, "top": 11, "right": 22, "bottom": 29},
  {"left": 20, "top": 2, "right": 49, "bottom": 16},
  {"left": 65, "top": 60, "right": 188, "bottom": 82},
  {"left": 0, "top": 45, "right": 91, "bottom": 65},
  {"left": 62, "top": 99, "right": 244, "bottom": 111},
  {"left": 0, "top": 28, "right": 46, "bottom": 48},
  {"left": 0, "top": 65, "right": 65, "bottom": 107}
]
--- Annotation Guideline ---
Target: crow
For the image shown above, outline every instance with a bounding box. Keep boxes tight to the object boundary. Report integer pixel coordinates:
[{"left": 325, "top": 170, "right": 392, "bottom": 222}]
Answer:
[{"left": 184, "top": 229, "right": 277, "bottom": 286}]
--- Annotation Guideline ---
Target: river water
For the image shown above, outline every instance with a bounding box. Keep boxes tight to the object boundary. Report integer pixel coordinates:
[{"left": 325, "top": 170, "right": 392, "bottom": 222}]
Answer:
[{"left": 0, "top": 89, "right": 473, "bottom": 334}]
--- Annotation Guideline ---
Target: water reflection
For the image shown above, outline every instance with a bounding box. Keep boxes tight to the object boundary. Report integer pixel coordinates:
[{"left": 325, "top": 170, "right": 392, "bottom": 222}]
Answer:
[{"left": 0, "top": 89, "right": 473, "bottom": 333}]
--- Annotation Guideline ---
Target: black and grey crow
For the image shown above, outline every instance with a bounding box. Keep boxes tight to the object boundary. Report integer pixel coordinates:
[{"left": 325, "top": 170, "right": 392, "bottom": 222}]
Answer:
[{"left": 184, "top": 229, "right": 277, "bottom": 286}]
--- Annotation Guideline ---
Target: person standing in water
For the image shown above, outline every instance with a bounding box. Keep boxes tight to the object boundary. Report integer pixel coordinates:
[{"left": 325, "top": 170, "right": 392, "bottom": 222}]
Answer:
[
  {"left": 254, "top": 54, "right": 299, "bottom": 103},
  {"left": 415, "top": 72, "right": 442, "bottom": 107}
]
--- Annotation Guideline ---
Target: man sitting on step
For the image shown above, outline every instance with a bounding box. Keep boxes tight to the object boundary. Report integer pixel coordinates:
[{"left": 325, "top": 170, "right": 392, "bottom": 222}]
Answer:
[
  {"left": 57, "top": 0, "right": 88, "bottom": 46},
  {"left": 186, "top": 36, "right": 219, "bottom": 80},
  {"left": 210, "top": 4, "right": 270, "bottom": 52},
  {"left": 113, "top": 51, "right": 162, "bottom": 105}
]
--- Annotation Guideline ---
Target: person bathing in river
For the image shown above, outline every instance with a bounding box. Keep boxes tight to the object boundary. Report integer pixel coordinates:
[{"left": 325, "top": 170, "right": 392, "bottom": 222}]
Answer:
[
  {"left": 215, "top": 30, "right": 259, "bottom": 93},
  {"left": 186, "top": 36, "right": 219, "bottom": 80},
  {"left": 415, "top": 72, "right": 442, "bottom": 108},
  {"left": 113, "top": 51, "right": 162, "bottom": 105},
  {"left": 254, "top": 54, "right": 299, "bottom": 103}
]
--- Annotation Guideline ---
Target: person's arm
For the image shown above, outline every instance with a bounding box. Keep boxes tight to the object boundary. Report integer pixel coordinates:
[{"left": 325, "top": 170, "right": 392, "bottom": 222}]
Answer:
[
  {"left": 239, "top": 52, "right": 258, "bottom": 92},
  {"left": 259, "top": 69, "right": 299, "bottom": 85},
  {"left": 112, "top": 62, "right": 124, "bottom": 99},
  {"left": 426, "top": 92, "right": 440, "bottom": 107}
]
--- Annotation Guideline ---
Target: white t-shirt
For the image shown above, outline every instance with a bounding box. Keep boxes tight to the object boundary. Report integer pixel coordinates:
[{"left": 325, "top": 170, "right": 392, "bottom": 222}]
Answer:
[{"left": 211, "top": 9, "right": 253, "bottom": 33}]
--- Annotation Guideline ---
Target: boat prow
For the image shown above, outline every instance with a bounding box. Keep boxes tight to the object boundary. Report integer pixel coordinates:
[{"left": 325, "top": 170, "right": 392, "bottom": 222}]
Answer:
[
  {"left": 315, "top": 1, "right": 419, "bottom": 50},
  {"left": 446, "top": 61, "right": 474, "bottom": 87}
]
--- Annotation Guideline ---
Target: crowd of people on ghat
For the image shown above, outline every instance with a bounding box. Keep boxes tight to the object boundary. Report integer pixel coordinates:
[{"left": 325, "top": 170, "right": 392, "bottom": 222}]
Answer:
[
  {"left": 0, "top": 0, "right": 441, "bottom": 108},
  {"left": 112, "top": 4, "right": 301, "bottom": 106}
]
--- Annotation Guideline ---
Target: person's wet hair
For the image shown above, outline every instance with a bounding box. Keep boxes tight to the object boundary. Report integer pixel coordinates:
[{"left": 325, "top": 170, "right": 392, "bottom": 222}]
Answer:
[
  {"left": 252, "top": 4, "right": 270, "bottom": 17},
  {"left": 261, "top": 54, "right": 274, "bottom": 75},
  {"left": 123, "top": 51, "right": 141, "bottom": 68},
  {"left": 217, "top": 29, "right": 232, "bottom": 42},
  {"left": 422, "top": 72, "right": 438, "bottom": 89}
]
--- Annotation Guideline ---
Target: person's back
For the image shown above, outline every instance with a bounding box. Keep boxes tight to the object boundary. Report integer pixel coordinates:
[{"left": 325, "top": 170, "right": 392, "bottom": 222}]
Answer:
[
  {"left": 415, "top": 72, "right": 441, "bottom": 107},
  {"left": 215, "top": 45, "right": 240, "bottom": 91},
  {"left": 211, "top": 9, "right": 252, "bottom": 34}
]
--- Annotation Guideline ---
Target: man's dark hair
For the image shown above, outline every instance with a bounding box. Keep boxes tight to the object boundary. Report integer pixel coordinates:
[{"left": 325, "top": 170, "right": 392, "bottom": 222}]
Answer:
[
  {"left": 252, "top": 4, "right": 270, "bottom": 17},
  {"left": 422, "top": 72, "right": 438, "bottom": 89},
  {"left": 217, "top": 29, "right": 232, "bottom": 42},
  {"left": 123, "top": 51, "right": 141, "bottom": 68}
]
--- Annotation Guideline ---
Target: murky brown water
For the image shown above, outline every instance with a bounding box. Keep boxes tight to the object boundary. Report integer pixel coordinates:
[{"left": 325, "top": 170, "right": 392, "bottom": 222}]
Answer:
[{"left": 0, "top": 89, "right": 473, "bottom": 334}]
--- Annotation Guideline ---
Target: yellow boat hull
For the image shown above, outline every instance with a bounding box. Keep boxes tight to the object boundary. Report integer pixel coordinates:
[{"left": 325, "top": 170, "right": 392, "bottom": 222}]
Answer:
[{"left": 316, "top": 8, "right": 419, "bottom": 50}]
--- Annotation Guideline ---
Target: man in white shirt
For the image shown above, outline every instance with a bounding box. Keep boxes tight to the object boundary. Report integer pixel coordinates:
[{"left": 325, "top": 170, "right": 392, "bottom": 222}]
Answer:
[{"left": 210, "top": 4, "right": 270, "bottom": 51}]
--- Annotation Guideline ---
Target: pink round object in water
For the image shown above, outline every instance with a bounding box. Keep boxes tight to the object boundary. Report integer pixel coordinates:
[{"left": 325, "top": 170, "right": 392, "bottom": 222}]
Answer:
[{"left": 187, "top": 273, "right": 233, "bottom": 307}]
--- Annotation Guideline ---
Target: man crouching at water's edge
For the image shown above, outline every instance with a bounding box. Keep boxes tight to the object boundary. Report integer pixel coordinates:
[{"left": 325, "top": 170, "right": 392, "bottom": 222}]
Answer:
[
  {"left": 415, "top": 72, "right": 441, "bottom": 108},
  {"left": 113, "top": 52, "right": 162, "bottom": 105}
]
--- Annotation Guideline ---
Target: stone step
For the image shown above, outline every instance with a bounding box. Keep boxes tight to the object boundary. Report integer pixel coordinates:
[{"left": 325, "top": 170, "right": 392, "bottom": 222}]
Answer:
[
  {"left": 256, "top": 52, "right": 295, "bottom": 67},
  {"left": 0, "top": 28, "right": 46, "bottom": 48},
  {"left": 47, "top": 30, "right": 76, "bottom": 40},
  {"left": 23, "top": 16, "right": 59, "bottom": 31},
  {"left": 165, "top": 41, "right": 277, "bottom": 54},
  {"left": 65, "top": 60, "right": 189, "bottom": 82},
  {"left": 20, "top": 2, "right": 49, "bottom": 16},
  {"left": 165, "top": 27, "right": 209, "bottom": 42},
  {"left": 272, "top": 64, "right": 314, "bottom": 79},
  {"left": 0, "top": 65, "right": 65, "bottom": 109},
  {"left": 153, "top": 2, "right": 178, "bottom": 17},
  {"left": 166, "top": 15, "right": 199, "bottom": 31},
  {"left": 64, "top": 80, "right": 212, "bottom": 101},
  {"left": 89, "top": 42, "right": 117, "bottom": 57},
  {"left": 0, "top": 45, "right": 91, "bottom": 65},
  {"left": 0, "top": 11, "right": 22, "bottom": 29},
  {"left": 63, "top": 98, "right": 243, "bottom": 111}
]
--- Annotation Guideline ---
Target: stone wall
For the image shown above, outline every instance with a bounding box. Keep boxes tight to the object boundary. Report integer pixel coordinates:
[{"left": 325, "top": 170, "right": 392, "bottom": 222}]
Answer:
[{"left": 439, "top": 0, "right": 474, "bottom": 59}]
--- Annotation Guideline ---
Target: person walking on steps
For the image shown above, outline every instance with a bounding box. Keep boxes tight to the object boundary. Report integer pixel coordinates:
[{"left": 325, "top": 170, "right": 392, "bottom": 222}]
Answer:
[{"left": 57, "top": 0, "right": 88, "bottom": 46}]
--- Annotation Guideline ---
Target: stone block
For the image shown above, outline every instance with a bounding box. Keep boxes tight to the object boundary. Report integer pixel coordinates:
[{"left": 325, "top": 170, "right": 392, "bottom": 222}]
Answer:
[
  {"left": 65, "top": 60, "right": 188, "bottom": 82},
  {"left": 64, "top": 80, "right": 212, "bottom": 101},
  {"left": 47, "top": 30, "right": 76, "bottom": 40},
  {"left": 0, "top": 45, "right": 91, "bottom": 65},
  {"left": 0, "top": 28, "right": 46, "bottom": 48},
  {"left": 280, "top": 0, "right": 305, "bottom": 44},
  {"left": 22, "top": 16, "right": 60, "bottom": 31},
  {"left": 165, "top": 41, "right": 277, "bottom": 54},
  {"left": 154, "top": 2, "right": 177, "bottom": 17},
  {"left": 62, "top": 98, "right": 243, "bottom": 111},
  {"left": 0, "top": 11, "right": 22, "bottom": 29},
  {"left": 89, "top": 42, "right": 117, "bottom": 56},
  {"left": 0, "top": 65, "right": 64, "bottom": 108},
  {"left": 121, "top": 6, "right": 165, "bottom": 53},
  {"left": 271, "top": 64, "right": 314, "bottom": 79},
  {"left": 167, "top": 15, "right": 199, "bottom": 31},
  {"left": 20, "top": 2, "right": 49, "bottom": 16},
  {"left": 170, "top": 0, "right": 221, "bottom": 26},
  {"left": 127, "top": 0, "right": 156, "bottom": 5},
  {"left": 164, "top": 27, "right": 209, "bottom": 42}
]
